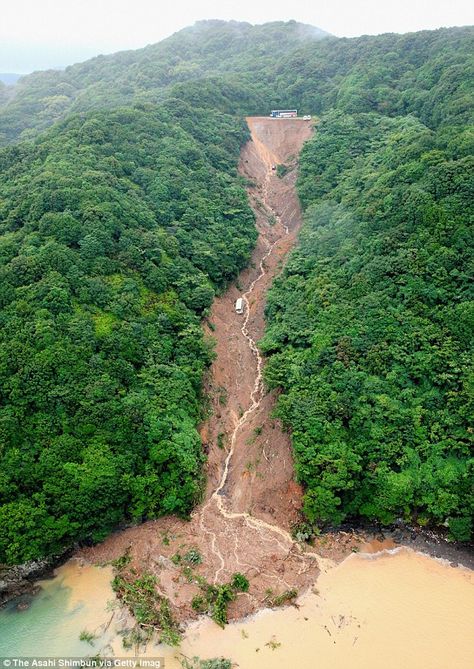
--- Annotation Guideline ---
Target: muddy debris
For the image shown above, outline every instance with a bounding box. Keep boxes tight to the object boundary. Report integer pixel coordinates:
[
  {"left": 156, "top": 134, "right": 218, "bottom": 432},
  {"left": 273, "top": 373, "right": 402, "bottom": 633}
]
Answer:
[{"left": 76, "top": 118, "right": 341, "bottom": 623}]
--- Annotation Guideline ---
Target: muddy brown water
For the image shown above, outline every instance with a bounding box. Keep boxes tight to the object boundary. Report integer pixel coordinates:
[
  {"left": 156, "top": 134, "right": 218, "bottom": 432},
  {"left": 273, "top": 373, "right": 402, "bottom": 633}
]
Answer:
[
  {"left": 173, "top": 547, "right": 474, "bottom": 669},
  {"left": 0, "top": 562, "right": 117, "bottom": 654},
  {"left": 2, "top": 548, "right": 472, "bottom": 667},
  {"left": 2, "top": 119, "right": 472, "bottom": 663},
  {"left": 73, "top": 117, "right": 325, "bottom": 621}
]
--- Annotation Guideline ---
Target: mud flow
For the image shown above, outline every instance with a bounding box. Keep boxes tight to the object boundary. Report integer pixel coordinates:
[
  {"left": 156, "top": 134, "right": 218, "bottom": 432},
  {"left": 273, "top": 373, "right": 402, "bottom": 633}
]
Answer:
[
  {"left": 76, "top": 117, "right": 357, "bottom": 621},
  {"left": 169, "top": 548, "right": 474, "bottom": 669},
  {"left": 5, "top": 120, "right": 472, "bottom": 666}
]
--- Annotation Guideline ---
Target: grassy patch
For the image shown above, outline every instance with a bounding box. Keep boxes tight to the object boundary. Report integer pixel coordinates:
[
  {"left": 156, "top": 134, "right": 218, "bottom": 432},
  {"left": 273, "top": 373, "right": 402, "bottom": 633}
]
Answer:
[
  {"left": 112, "top": 569, "right": 181, "bottom": 647},
  {"left": 91, "top": 310, "right": 118, "bottom": 337},
  {"left": 180, "top": 658, "right": 232, "bottom": 669},
  {"left": 79, "top": 629, "right": 96, "bottom": 645},
  {"left": 191, "top": 572, "right": 249, "bottom": 628},
  {"left": 276, "top": 164, "right": 290, "bottom": 178},
  {"left": 263, "top": 587, "right": 298, "bottom": 607},
  {"left": 217, "top": 387, "right": 228, "bottom": 406}
]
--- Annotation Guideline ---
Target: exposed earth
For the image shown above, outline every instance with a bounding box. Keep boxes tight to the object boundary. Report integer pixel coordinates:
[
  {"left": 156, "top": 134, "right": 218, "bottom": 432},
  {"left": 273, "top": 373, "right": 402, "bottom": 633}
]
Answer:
[
  {"left": 3, "top": 117, "right": 470, "bottom": 634},
  {"left": 1, "top": 118, "right": 472, "bottom": 669},
  {"left": 76, "top": 117, "right": 366, "bottom": 622}
]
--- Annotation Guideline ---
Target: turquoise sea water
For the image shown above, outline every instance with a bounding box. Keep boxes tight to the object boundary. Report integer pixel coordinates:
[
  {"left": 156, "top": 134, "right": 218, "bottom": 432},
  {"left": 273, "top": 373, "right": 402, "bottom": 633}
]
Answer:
[{"left": 0, "top": 563, "right": 115, "bottom": 655}]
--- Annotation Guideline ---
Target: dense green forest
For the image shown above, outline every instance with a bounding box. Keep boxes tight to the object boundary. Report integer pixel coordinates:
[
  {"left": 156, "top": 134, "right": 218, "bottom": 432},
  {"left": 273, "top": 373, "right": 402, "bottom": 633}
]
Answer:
[
  {"left": 0, "top": 21, "right": 327, "bottom": 144},
  {"left": 0, "top": 101, "right": 256, "bottom": 563},
  {"left": 0, "top": 20, "right": 472, "bottom": 563},
  {"left": 262, "top": 66, "right": 473, "bottom": 540},
  {"left": 3, "top": 23, "right": 472, "bottom": 146}
]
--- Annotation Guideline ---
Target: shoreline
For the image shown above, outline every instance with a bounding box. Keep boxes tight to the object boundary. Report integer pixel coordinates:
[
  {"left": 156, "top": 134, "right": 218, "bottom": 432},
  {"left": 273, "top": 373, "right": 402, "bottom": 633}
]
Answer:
[
  {"left": 1, "top": 521, "right": 471, "bottom": 611},
  {"left": 1, "top": 118, "right": 472, "bottom": 622}
]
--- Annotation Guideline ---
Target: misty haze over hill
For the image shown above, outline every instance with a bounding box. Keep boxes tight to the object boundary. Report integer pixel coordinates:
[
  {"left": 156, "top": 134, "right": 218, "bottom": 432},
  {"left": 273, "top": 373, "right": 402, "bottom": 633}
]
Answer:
[
  {"left": 0, "top": 73, "right": 22, "bottom": 85},
  {"left": 0, "top": 20, "right": 329, "bottom": 142},
  {"left": 0, "top": 17, "right": 472, "bottom": 565}
]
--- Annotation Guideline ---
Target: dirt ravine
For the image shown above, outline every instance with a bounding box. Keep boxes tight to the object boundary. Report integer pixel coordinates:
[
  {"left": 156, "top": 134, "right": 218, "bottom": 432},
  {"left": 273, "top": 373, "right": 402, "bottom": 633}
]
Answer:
[
  {"left": 77, "top": 117, "right": 360, "bottom": 622},
  {"left": 202, "top": 117, "right": 313, "bottom": 527}
]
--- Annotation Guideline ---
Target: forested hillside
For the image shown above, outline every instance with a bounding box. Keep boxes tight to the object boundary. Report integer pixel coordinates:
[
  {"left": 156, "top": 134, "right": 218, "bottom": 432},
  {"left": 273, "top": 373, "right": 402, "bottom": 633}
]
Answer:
[
  {"left": 0, "top": 101, "right": 256, "bottom": 563},
  {"left": 262, "top": 47, "right": 473, "bottom": 540},
  {"left": 0, "top": 20, "right": 472, "bottom": 564},
  {"left": 1, "top": 24, "right": 471, "bottom": 147},
  {"left": 0, "top": 20, "right": 327, "bottom": 144}
]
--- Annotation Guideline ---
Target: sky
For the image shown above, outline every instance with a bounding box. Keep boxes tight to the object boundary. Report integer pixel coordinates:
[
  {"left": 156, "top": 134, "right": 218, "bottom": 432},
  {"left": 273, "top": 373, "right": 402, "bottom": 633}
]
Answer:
[{"left": 1, "top": 0, "right": 473, "bottom": 73}]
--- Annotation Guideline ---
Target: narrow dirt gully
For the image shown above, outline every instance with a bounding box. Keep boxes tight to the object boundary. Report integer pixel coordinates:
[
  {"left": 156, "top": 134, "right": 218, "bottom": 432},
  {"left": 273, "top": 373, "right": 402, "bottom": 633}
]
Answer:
[{"left": 77, "top": 117, "right": 361, "bottom": 623}]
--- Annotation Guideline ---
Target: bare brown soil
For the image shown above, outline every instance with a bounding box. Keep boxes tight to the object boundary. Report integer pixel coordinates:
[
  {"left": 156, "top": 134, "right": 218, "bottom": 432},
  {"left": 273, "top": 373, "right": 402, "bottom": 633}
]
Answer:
[
  {"left": 202, "top": 117, "right": 314, "bottom": 527},
  {"left": 76, "top": 117, "right": 363, "bottom": 622}
]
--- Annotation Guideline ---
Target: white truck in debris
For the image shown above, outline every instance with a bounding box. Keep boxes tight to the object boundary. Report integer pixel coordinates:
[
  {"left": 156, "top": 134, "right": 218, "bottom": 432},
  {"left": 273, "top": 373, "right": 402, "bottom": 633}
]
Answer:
[{"left": 235, "top": 297, "right": 244, "bottom": 314}]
